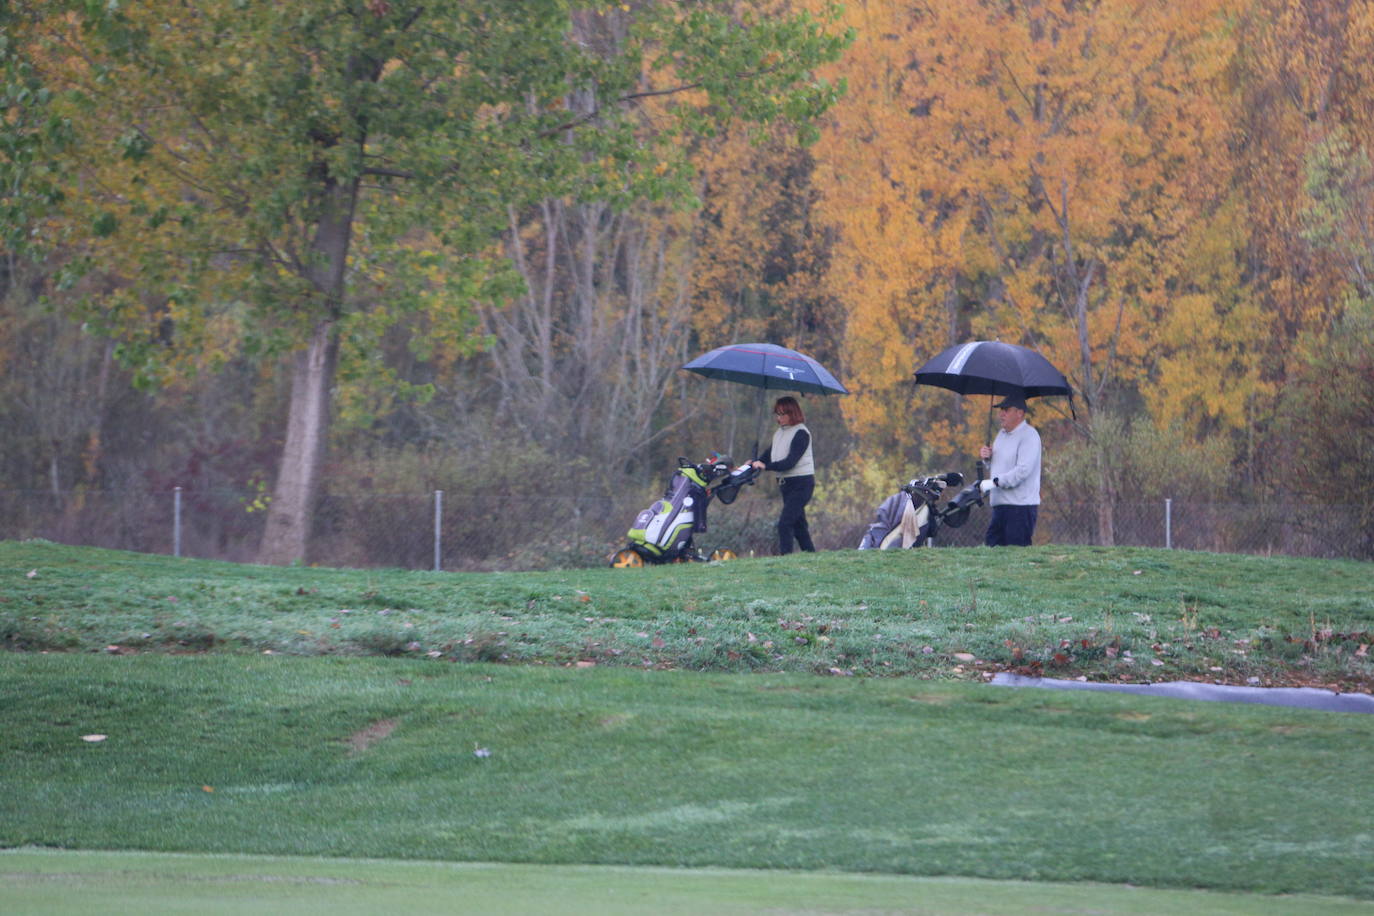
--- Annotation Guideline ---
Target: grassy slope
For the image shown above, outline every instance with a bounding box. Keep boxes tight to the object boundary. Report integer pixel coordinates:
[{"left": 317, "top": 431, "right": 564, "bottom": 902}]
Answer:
[
  {"left": 2, "top": 540, "right": 1373, "bottom": 907},
  {"left": 2, "top": 540, "right": 1372, "bottom": 689}
]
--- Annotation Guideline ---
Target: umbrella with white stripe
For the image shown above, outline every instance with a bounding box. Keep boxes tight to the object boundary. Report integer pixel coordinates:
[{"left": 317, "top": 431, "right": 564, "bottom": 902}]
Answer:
[
  {"left": 914, "top": 340, "right": 1075, "bottom": 449},
  {"left": 913, "top": 340, "right": 1073, "bottom": 402}
]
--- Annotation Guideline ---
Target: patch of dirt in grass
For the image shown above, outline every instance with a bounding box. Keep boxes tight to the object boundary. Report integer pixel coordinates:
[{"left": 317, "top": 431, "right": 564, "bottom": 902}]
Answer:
[{"left": 347, "top": 718, "right": 398, "bottom": 754}]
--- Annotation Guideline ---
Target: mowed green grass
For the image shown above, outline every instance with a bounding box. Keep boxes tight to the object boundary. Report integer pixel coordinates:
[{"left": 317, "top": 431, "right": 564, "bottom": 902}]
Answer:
[
  {"left": 3, "top": 541, "right": 1374, "bottom": 913},
  {"left": 6, "top": 849, "right": 1374, "bottom": 915},
  {"left": 3, "top": 655, "right": 1373, "bottom": 905}
]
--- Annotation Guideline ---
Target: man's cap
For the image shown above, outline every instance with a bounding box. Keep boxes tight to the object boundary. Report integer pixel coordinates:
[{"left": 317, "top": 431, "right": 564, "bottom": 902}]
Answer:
[{"left": 993, "top": 394, "right": 1029, "bottom": 411}]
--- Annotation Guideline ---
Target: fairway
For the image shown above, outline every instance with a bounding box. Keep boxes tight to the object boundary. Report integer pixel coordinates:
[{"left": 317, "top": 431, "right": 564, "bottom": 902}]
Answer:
[
  {"left": 5, "top": 653, "right": 1374, "bottom": 906},
  {"left": 5, "top": 849, "right": 1374, "bottom": 915}
]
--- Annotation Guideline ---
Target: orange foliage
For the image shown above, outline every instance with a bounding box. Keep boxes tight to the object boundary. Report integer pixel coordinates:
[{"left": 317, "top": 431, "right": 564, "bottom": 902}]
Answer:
[
  {"left": 811, "top": 0, "right": 1244, "bottom": 464},
  {"left": 1231, "top": 0, "right": 1374, "bottom": 369}
]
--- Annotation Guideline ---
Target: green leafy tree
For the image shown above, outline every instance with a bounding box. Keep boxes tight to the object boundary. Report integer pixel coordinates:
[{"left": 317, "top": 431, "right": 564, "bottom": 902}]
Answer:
[
  {"left": 28, "top": 0, "right": 847, "bottom": 564},
  {"left": 0, "top": 10, "right": 72, "bottom": 273},
  {"left": 1, "top": 7, "right": 107, "bottom": 506}
]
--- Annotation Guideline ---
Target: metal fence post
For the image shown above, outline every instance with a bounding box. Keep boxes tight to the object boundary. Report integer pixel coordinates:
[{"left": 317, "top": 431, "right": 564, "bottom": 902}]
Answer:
[
  {"left": 1164, "top": 497, "right": 1172, "bottom": 550},
  {"left": 173, "top": 486, "right": 183, "bottom": 557},
  {"left": 434, "top": 489, "right": 443, "bottom": 572}
]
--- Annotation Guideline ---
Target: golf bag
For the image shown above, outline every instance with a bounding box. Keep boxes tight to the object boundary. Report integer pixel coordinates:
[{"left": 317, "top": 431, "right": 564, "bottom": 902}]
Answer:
[
  {"left": 614, "top": 456, "right": 759, "bottom": 566},
  {"left": 858, "top": 471, "right": 983, "bottom": 549},
  {"left": 858, "top": 488, "right": 930, "bottom": 550}
]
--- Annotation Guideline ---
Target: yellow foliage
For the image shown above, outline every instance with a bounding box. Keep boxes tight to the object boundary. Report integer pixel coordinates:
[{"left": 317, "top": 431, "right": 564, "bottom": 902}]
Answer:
[
  {"left": 808, "top": 0, "right": 1244, "bottom": 465},
  {"left": 1230, "top": 0, "right": 1374, "bottom": 410}
]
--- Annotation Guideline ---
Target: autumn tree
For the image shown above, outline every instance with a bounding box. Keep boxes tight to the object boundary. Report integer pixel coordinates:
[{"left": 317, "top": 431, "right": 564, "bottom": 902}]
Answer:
[
  {"left": 25, "top": 0, "right": 848, "bottom": 564},
  {"left": 808, "top": 0, "right": 966, "bottom": 471},
  {"left": 1274, "top": 93, "right": 1374, "bottom": 553},
  {"left": 683, "top": 124, "right": 848, "bottom": 461},
  {"left": 812, "top": 0, "right": 1242, "bottom": 542},
  {"left": 1229, "top": 0, "right": 1374, "bottom": 506},
  {"left": 1, "top": 8, "right": 115, "bottom": 509},
  {"left": 460, "top": 5, "right": 853, "bottom": 483}
]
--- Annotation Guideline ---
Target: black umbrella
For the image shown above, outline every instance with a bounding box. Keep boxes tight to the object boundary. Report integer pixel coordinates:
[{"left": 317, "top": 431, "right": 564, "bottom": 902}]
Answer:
[
  {"left": 914, "top": 341, "right": 1075, "bottom": 443},
  {"left": 914, "top": 340, "right": 1073, "bottom": 401},
  {"left": 683, "top": 342, "right": 846, "bottom": 458}
]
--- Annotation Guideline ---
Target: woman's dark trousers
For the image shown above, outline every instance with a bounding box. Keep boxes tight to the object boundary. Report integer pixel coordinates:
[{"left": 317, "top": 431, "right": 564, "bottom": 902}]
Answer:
[{"left": 777, "top": 476, "right": 816, "bottom": 554}]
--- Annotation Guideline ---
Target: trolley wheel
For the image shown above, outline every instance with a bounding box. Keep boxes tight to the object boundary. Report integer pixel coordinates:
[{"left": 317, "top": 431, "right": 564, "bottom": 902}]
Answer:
[
  {"left": 610, "top": 548, "right": 644, "bottom": 568},
  {"left": 709, "top": 548, "right": 738, "bottom": 562}
]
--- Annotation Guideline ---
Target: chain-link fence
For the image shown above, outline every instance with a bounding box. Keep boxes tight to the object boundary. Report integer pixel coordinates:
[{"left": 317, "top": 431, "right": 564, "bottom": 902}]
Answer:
[{"left": 2, "top": 484, "right": 1368, "bottom": 569}]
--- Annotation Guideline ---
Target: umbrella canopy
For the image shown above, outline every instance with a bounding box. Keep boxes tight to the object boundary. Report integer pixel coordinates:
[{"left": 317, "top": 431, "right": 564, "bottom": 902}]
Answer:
[
  {"left": 683, "top": 343, "right": 848, "bottom": 396},
  {"left": 913, "top": 341, "right": 1072, "bottom": 402}
]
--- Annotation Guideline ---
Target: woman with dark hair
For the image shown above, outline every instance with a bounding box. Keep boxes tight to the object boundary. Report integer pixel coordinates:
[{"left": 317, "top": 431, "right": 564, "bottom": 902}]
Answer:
[{"left": 749, "top": 395, "right": 816, "bottom": 554}]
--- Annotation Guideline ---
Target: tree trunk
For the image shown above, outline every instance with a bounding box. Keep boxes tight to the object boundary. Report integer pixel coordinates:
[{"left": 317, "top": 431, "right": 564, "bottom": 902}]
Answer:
[
  {"left": 257, "top": 319, "right": 340, "bottom": 565},
  {"left": 1095, "top": 459, "right": 1117, "bottom": 547},
  {"left": 256, "top": 166, "right": 358, "bottom": 565}
]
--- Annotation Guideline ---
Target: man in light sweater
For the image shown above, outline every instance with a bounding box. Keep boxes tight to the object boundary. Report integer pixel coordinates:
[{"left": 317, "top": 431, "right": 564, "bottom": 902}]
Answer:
[{"left": 977, "top": 394, "right": 1042, "bottom": 547}]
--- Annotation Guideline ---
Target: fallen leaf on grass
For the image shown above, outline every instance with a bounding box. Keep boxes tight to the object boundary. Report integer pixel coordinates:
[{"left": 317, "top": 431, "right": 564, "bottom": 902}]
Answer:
[
  {"left": 202, "top": 785, "right": 214, "bottom": 793},
  {"left": 953, "top": 653, "right": 976, "bottom": 661}
]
